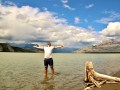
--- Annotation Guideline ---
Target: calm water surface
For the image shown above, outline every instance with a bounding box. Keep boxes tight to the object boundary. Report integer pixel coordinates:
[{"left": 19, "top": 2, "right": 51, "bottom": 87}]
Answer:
[{"left": 0, "top": 53, "right": 120, "bottom": 90}]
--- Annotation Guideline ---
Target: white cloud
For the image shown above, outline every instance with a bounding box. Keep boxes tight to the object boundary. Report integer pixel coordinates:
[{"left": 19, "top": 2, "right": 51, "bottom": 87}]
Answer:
[
  {"left": 100, "top": 22, "right": 120, "bottom": 37},
  {"left": 0, "top": 5, "right": 100, "bottom": 47},
  {"left": 61, "top": 0, "right": 75, "bottom": 11},
  {"left": 88, "top": 26, "right": 95, "bottom": 31},
  {"left": 63, "top": 4, "right": 75, "bottom": 11},
  {"left": 96, "top": 11, "right": 120, "bottom": 24},
  {"left": 85, "top": 4, "right": 94, "bottom": 9},
  {"left": 0, "top": 0, "right": 16, "bottom": 6},
  {"left": 74, "top": 17, "right": 80, "bottom": 24},
  {"left": 61, "top": 0, "right": 68, "bottom": 3},
  {"left": 42, "top": 7, "right": 48, "bottom": 11}
]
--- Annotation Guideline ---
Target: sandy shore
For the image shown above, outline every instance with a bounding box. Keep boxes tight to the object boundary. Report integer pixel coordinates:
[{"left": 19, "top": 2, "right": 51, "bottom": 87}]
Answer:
[{"left": 92, "top": 71, "right": 120, "bottom": 90}]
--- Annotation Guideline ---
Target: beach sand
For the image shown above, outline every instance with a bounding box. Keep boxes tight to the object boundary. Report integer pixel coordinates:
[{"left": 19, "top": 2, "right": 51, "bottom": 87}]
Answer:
[{"left": 92, "top": 71, "right": 120, "bottom": 90}]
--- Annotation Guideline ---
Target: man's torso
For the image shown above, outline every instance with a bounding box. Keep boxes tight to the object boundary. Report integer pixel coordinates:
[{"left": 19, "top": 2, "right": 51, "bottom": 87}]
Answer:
[{"left": 44, "top": 46, "right": 54, "bottom": 58}]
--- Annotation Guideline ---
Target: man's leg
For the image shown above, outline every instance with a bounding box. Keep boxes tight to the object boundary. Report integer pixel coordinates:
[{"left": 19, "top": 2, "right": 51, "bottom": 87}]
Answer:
[
  {"left": 44, "top": 67, "right": 48, "bottom": 77},
  {"left": 51, "top": 67, "right": 54, "bottom": 76},
  {"left": 49, "top": 58, "right": 54, "bottom": 76},
  {"left": 44, "top": 59, "right": 48, "bottom": 77}
]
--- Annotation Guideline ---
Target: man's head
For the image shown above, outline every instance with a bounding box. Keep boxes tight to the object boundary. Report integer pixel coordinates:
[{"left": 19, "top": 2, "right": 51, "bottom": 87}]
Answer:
[{"left": 47, "top": 42, "right": 51, "bottom": 46}]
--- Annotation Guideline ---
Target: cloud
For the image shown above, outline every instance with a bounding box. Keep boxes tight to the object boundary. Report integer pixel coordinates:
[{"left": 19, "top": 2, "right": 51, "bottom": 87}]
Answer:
[
  {"left": 61, "top": 0, "right": 75, "bottom": 11},
  {"left": 96, "top": 11, "right": 120, "bottom": 24},
  {"left": 42, "top": 7, "right": 48, "bottom": 11},
  {"left": 88, "top": 26, "right": 95, "bottom": 31},
  {"left": 63, "top": 4, "right": 75, "bottom": 11},
  {"left": 85, "top": 4, "right": 94, "bottom": 9},
  {"left": 61, "top": 0, "right": 68, "bottom": 3},
  {"left": 100, "top": 22, "right": 120, "bottom": 38},
  {"left": 0, "top": 0, "right": 16, "bottom": 6},
  {"left": 74, "top": 17, "right": 80, "bottom": 24},
  {"left": 0, "top": 5, "right": 100, "bottom": 47}
]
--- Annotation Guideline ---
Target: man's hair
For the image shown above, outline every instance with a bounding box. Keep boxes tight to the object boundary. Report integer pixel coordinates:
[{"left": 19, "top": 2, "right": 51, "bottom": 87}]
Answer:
[{"left": 47, "top": 42, "right": 51, "bottom": 46}]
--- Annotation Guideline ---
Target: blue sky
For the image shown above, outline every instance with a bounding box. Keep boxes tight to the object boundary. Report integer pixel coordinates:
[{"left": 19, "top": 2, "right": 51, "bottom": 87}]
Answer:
[
  {"left": 0, "top": 0, "right": 120, "bottom": 47},
  {"left": 2, "top": 0, "right": 119, "bottom": 31}
]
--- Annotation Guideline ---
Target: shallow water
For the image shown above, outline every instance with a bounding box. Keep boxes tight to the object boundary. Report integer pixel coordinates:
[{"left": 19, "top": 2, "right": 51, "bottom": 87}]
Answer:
[{"left": 0, "top": 53, "right": 120, "bottom": 90}]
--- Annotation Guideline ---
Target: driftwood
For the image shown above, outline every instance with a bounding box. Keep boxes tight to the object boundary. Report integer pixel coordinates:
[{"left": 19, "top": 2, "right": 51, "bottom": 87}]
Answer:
[{"left": 84, "top": 61, "right": 120, "bottom": 90}]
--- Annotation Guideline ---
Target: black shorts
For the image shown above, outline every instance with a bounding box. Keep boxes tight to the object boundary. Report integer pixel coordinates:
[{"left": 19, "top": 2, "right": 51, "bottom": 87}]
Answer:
[{"left": 44, "top": 58, "right": 53, "bottom": 68}]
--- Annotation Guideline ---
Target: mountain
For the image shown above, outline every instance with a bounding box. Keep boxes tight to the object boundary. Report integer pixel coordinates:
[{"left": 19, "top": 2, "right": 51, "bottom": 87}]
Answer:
[
  {"left": 0, "top": 43, "right": 14, "bottom": 52},
  {"left": 9, "top": 43, "right": 79, "bottom": 53},
  {"left": 75, "top": 39, "right": 120, "bottom": 53},
  {"left": 0, "top": 43, "right": 39, "bottom": 52},
  {"left": 53, "top": 47, "right": 79, "bottom": 53}
]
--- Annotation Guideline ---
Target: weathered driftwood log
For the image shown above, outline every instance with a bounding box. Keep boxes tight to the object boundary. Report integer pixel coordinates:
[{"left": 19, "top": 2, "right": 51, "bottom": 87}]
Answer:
[
  {"left": 84, "top": 61, "right": 120, "bottom": 90},
  {"left": 84, "top": 81, "right": 106, "bottom": 90}
]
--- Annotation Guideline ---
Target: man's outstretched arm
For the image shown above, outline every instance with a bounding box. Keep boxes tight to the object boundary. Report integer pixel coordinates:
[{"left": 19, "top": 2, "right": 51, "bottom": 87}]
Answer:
[
  {"left": 54, "top": 45, "right": 64, "bottom": 49},
  {"left": 33, "top": 44, "right": 44, "bottom": 49}
]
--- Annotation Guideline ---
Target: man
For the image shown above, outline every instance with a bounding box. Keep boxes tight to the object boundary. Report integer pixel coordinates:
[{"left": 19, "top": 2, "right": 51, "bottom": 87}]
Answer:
[{"left": 33, "top": 42, "right": 64, "bottom": 77}]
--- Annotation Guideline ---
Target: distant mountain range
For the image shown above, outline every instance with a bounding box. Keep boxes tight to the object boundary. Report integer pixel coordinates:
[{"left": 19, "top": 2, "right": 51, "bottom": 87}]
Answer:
[
  {"left": 9, "top": 43, "right": 79, "bottom": 53},
  {"left": 0, "top": 43, "right": 40, "bottom": 52},
  {"left": 0, "top": 43, "right": 79, "bottom": 53},
  {"left": 0, "top": 43, "right": 14, "bottom": 52},
  {"left": 2, "top": 38, "right": 120, "bottom": 53},
  {"left": 75, "top": 38, "right": 120, "bottom": 53}
]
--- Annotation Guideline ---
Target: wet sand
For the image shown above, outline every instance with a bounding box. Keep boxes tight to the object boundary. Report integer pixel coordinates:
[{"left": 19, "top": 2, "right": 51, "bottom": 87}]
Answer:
[{"left": 92, "top": 71, "right": 120, "bottom": 90}]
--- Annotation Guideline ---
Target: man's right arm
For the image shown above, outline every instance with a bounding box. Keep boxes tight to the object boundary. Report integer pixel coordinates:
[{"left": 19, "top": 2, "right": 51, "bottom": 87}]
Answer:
[{"left": 33, "top": 44, "right": 44, "bottom": 49}]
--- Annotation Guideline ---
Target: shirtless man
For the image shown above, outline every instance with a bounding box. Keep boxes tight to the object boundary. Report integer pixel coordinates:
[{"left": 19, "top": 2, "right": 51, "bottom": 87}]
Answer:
[{"left": 33, "top": 42, "right": 64, "bottom": 77}]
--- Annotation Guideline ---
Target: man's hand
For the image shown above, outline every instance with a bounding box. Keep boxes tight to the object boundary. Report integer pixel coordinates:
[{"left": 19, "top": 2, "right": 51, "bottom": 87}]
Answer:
[
  {"left": 61, "top": 45, "right": 64, "bottom": 47},
  {"left": 33, "top": 44, "right": 44, "bottom": 49},
  {"left": 33, "top": 44, "right": 39, "bottom": 48}
]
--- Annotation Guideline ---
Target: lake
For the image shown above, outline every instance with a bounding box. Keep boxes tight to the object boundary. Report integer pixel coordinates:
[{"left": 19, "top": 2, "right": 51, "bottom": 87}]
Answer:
[{"left": 0, "top": 53, "right": 120, "bottom": 90}]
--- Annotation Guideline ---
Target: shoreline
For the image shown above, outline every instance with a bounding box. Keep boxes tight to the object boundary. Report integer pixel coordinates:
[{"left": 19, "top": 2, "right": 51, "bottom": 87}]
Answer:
[{"left": 92, "top": 70, "right": 120, "bottom": 90}]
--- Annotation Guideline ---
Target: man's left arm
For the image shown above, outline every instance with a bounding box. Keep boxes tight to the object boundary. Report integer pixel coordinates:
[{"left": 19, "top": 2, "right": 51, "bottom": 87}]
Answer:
[{"left": 54, "top": 45, "right": 64, "bottom": 49}]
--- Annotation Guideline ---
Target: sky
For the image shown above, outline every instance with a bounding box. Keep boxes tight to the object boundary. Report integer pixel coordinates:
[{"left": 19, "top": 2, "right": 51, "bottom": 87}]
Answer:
[{"left": 0, "top": 0, "right": 120, "bottom": 48}]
